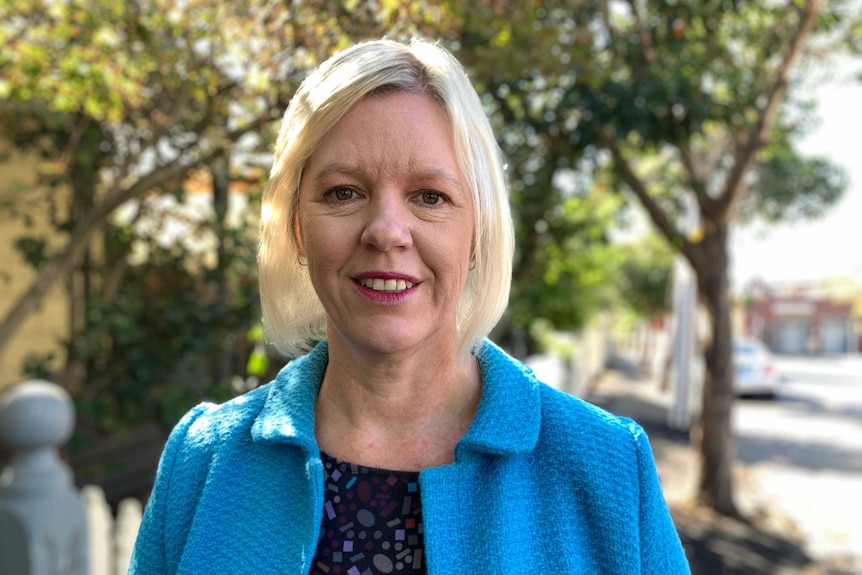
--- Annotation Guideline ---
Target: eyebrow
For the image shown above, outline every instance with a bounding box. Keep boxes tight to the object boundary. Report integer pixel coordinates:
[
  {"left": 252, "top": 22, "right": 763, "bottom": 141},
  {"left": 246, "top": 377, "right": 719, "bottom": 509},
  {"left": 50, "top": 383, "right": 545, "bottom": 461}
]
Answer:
[
  {"left": 312, "top": 163, "right": 464, "bottom": 193},
  {"left": 311, "top": 163, "right": 364, "bottom": 184}
]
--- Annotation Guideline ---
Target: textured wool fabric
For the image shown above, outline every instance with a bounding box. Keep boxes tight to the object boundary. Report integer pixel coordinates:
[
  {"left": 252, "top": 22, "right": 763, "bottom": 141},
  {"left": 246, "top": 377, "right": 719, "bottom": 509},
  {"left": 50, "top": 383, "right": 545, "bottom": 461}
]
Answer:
[{"left": 129, "top": 340, "right": 690, "bottom": 574}]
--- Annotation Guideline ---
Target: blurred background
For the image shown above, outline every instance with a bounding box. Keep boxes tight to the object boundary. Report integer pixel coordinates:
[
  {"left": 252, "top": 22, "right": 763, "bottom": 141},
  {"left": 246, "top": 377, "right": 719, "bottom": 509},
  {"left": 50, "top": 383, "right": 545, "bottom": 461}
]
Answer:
[{"left": 1, "top": 1, "right": 860, "bottom": 573}]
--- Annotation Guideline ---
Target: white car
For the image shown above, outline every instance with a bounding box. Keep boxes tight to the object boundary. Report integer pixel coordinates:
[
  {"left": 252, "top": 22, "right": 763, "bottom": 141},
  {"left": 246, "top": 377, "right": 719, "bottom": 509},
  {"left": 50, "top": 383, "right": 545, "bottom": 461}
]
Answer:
[{"left": 733, "top": 338, "right": 779, "bottom": 398}]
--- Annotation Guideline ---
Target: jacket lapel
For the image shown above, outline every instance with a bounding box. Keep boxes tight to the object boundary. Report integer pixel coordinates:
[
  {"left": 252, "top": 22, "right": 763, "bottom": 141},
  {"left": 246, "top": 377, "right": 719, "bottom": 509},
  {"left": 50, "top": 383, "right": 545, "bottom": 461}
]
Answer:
[
  {"left": 177, "top": 343, "right": 330, "bottom": 573},
  {"left": 456, "top": 340, "right": 541, "bottom": 457}
]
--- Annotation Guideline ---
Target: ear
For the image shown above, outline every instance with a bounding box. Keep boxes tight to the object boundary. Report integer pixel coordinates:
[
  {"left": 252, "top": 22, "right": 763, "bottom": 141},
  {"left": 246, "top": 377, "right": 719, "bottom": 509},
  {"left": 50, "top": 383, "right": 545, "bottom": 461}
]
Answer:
[
  {"left": 470, "top": 230, "right": 476, "bottom": 268},
  {"left": 293, "top": 208, "right": 306, "bottom": 258}
]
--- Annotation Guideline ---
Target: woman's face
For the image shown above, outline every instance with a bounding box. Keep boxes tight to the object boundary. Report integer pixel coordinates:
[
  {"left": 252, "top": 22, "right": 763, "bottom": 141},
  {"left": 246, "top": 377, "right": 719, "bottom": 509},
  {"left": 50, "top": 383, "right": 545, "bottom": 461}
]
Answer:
[{"left": 296, "top": 92, "right": 474, "bottom": 357}]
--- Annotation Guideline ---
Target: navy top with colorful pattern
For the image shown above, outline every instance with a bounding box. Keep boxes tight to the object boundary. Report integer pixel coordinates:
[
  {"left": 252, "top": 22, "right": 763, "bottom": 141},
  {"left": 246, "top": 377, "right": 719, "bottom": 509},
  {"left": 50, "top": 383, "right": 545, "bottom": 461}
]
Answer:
[{"left": 310, "top": 451, "right": 426, "bottom": 575}]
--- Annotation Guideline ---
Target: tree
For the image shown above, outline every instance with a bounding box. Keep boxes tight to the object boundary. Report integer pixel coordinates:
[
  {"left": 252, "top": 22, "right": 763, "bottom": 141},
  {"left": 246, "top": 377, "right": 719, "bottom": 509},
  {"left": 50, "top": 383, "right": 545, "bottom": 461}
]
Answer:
[
  {"left": 450, "top": 0, "right": 855, "bottom": 516},
  {"left": 0, "top": 0, "right": 443, "bottom": 375},
  {"left": 54, "top": 201, "right": 262, "bottom": 443},
  {"left": 0, "top": 0, "right": 455, "bottom": 447},
  {"left": 618, "top": 231, "right": 676, "bottom": 321},
  {"left": 592, "top": 0, "right": 853, "bottom": 517},
  {"left": 447, "top": 2, "right": 634, "bottom": 355}
]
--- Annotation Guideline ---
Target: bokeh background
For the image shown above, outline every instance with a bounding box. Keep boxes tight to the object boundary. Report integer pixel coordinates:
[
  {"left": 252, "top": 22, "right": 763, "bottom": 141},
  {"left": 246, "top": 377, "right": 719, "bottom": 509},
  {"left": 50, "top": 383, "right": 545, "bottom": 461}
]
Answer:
[{"left": 1, "top": 1, "right": 860, "bottom": 573}]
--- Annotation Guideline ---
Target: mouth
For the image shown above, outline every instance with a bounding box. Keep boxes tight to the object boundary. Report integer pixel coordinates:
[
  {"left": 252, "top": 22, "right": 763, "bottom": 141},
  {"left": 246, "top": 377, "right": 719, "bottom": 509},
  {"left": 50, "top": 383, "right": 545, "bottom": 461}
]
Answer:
[{"left": 357, "top": 278, "right": 415, "bottom": 293}]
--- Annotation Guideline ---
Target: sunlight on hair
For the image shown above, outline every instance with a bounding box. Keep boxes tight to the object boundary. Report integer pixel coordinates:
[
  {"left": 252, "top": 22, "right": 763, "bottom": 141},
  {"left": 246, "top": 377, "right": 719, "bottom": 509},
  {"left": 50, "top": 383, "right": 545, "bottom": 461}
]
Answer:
[{"left": 260, "top": 200, "right": 274, "bottom": 226}]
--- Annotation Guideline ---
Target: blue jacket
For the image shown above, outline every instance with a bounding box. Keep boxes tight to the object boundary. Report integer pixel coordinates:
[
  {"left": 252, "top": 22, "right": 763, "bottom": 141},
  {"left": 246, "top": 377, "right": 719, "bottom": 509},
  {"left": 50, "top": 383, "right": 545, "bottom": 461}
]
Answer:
[{"left": 130, "top": 340, "right": 689, "bottom": 574}]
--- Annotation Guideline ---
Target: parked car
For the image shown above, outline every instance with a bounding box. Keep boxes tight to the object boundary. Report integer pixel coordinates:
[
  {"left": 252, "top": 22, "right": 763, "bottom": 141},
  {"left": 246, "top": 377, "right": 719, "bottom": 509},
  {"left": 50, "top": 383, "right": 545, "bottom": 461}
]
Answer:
[{"left": 733, "top": 338, "right": 778, "bottom": 398}]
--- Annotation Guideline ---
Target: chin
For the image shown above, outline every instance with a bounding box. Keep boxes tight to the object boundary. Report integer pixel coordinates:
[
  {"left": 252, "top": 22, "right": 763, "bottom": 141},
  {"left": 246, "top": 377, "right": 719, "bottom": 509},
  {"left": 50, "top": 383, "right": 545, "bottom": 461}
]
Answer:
[
  {"left": 334, "top": 323, "right": 451, "bottom": 357},
  {"left": 357, "top": 333, "right": 426, "bottom": 355}
]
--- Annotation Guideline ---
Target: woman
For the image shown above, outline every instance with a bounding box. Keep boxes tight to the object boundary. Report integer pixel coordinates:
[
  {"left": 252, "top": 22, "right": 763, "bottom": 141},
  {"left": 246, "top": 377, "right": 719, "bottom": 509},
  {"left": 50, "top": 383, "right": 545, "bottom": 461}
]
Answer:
[{"left": 130, "top": 39, "right": 689, "bottom": 574}]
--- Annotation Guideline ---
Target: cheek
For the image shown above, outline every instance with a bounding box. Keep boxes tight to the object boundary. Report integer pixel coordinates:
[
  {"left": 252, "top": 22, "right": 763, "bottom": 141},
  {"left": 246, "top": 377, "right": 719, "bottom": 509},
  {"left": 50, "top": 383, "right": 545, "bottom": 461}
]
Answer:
[
  {"left": 302, "top": 216, "right": 359, "bottom": 266},
  {"left": 431, "top": 223, "right": 474, "bottom": 278},
  {"left": 455, "top": 221, "right": 476, "bottom": 266}
]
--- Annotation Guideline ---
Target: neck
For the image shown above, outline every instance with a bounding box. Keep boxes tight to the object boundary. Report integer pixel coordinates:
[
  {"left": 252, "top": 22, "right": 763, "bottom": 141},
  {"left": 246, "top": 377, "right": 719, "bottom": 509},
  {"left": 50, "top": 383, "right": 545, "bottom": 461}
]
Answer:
[{"left": 314, "top": 334, "right": 482, "bottom": 470}]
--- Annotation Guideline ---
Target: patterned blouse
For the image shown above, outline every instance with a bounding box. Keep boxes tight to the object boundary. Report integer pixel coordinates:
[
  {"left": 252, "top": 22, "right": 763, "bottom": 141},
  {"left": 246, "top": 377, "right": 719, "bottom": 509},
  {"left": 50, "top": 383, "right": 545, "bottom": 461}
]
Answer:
[{"left": 309, "top": 452, "right": 426, "bottom": 575}]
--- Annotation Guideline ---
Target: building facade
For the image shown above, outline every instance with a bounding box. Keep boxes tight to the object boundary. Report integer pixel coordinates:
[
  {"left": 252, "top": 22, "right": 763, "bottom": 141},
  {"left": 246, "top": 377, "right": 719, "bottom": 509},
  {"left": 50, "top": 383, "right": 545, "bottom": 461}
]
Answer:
[
  {"left": 744, "top": 282, "right": 859, "bottom": 355},
  {"left": 0, "top": 142, "right": 70, "bottom": 391}
]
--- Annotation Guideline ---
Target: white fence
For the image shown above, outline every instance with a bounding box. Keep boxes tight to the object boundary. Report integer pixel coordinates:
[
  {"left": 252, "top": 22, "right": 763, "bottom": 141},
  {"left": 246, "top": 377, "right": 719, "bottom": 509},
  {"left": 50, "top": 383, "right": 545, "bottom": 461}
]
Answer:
[
  {"left": 83, "top": 486, "right": 142, "bottom": 575},
  {"left": 0, "top": 380, "right": 143, "bottom": 575}
]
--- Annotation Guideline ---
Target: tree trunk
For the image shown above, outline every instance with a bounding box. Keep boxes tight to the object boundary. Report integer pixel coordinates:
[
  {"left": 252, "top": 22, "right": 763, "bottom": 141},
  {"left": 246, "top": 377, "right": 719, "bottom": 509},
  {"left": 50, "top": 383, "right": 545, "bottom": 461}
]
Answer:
[
  {"left": 210, "top": 150, "right": 232, "bottom": 385},
  {"left": 692, "top": 223, "right": 740, "bottom": 517},
  {"left": 60, "top": 122, "right": 103, "bottom": 390}
]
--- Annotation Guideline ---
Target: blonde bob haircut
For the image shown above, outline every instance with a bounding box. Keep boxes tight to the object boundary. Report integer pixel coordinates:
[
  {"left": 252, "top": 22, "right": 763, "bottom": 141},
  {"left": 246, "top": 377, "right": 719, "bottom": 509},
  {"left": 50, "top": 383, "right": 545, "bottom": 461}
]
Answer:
[{"left": 259, "top": 38, "right": 514, "bottom": 361}]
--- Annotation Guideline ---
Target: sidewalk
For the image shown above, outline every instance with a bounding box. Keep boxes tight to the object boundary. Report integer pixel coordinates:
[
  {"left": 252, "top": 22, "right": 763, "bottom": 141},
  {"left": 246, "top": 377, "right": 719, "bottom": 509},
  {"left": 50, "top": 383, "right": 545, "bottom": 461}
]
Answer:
[{"left": 586, "top": 363, "right": 829, "bottom": 575}]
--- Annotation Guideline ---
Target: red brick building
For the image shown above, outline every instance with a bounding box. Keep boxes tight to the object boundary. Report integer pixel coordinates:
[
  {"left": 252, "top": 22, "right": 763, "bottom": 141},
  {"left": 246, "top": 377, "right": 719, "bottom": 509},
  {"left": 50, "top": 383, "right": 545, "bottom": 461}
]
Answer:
[{"left": 743, "top": 282, "right": 859, "bottom": 354}]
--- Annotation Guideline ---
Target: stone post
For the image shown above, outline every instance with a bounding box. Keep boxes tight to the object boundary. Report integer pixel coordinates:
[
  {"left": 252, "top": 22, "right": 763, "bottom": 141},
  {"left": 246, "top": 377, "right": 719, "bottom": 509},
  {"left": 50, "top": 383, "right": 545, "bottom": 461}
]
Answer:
[{"left": 0, "top": 380, "right": 88, "bottom": 575}]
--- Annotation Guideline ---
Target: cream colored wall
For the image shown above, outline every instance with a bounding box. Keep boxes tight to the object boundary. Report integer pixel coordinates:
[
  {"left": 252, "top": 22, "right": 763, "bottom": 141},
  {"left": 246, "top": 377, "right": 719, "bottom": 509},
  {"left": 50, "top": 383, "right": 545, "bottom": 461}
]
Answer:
[{"left": 0, "top": 143, "right": 69, "bottom": 391}]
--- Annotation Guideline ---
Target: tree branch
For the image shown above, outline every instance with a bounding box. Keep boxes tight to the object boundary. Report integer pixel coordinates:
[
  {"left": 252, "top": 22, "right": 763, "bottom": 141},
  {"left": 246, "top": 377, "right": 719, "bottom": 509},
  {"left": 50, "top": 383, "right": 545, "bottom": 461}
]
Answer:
[
  {"left": 625, "top": 0, "right": 658, "bottom": 67},
  {"left": 678, "top": 143, "right": 721, "bottom": 220},
  {"left": 602, "top": 130, "right": 693, "bottom": 260},
  {"left": 717, "top": 0, "right": 824, "bottom": 222},
  {"left": 0, "top": 113, "right": 278, "bottom": 367},
  {"left": 599, "top": 0, "right": 622, "bottom": 52}
]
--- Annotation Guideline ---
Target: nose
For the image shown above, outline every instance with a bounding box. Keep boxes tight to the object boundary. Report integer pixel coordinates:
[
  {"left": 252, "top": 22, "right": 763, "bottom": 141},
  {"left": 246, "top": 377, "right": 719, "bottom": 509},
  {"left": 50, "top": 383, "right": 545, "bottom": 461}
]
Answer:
[{"left": 360, "top": 193, "right": 413, "bottom": 251}]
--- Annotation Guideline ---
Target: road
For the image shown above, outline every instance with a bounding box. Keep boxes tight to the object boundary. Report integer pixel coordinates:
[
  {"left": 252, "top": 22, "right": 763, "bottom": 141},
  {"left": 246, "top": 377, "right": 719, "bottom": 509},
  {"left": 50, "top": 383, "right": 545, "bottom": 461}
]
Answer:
[{"left": 733, "top": 355, "right": 862, "bottom": 570}]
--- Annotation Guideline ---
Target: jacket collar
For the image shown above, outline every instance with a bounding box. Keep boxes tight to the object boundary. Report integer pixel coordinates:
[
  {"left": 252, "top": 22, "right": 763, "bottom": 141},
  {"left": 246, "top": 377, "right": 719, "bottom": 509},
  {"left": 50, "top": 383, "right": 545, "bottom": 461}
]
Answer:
[
  {"left": 250, "top": 339, "right": 542, "bottom": 457},
  {"left": 250, "top": 342, "right": 328, "bottom": 452},
  {"left": 457, "top": 340, "right": 541, "bottom": 456}
]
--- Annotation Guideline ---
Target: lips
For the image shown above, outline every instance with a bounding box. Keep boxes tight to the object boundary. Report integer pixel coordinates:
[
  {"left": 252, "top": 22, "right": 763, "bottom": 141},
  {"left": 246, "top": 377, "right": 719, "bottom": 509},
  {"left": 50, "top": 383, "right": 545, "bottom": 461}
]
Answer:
[
  {"left": 354, "top": 272, "right": 420, "bottom": 294},
  {"left": 358, "top": 278, "right": 415, "bottom": 292}
]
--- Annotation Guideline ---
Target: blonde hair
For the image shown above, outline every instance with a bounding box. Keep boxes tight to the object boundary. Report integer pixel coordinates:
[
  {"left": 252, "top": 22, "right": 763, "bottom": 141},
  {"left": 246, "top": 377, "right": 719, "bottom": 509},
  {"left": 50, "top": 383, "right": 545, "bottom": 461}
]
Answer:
[{"left": 258, "top": 38, "right": 514, "bottom": 361}]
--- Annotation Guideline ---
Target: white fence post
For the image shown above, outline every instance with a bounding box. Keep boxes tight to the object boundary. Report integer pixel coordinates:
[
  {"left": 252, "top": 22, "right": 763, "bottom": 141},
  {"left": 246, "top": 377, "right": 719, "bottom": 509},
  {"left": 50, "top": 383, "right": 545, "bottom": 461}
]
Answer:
[
  {"left": 82, "top": 485, "right": 112, "bottom": 575},
  {"left": 0, "top": 380, "right": 147, "bottom": 575},
  {"left": 0, "top": 380, "right": 89, "bottom": 575},
  {"left": 113, "top": 498, "right": 142, "bottom": 575},
  {"left": 81, "top": 485, "right": 143, "bottom": 575}
]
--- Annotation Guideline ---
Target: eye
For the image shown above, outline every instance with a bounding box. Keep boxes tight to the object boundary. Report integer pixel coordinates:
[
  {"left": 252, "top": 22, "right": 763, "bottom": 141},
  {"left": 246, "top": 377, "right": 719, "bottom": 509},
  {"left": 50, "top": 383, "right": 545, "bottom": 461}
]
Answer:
[
  {"left": 327, "top": 187, "right": 359, "bottom": 203},
  {"left": 420, "top": 191, "right": 443, "bottom": 205}
]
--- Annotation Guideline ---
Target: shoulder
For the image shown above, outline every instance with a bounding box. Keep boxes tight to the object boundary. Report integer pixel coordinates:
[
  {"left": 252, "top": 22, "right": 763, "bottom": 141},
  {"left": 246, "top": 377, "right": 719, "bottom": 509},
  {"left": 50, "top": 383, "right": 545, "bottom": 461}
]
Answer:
[
  {"left": 475, "top": 340, "right": 646, "bottom": 459},
  {"left": 532, "top": 376, "right": 652, "bottom": 471},
  {"left": 155, "top": 384, "right": 273, "bottom": 483},
  {"left": 476, "top": 339, "right": 641, "bottom": 446},
  {"left": 539, "top": 383, "right": 641, "bottom": 445},
  {"left": 177, "top": 384, "right": 271, "bottom": 446},
  {"left": 172, "top": 342, "right": 328, "bottom": 452}
]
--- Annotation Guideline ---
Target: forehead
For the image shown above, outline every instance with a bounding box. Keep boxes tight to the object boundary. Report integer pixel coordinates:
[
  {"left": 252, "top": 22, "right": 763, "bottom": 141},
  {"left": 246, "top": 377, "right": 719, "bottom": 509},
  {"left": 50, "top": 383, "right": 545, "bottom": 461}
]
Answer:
[{"left": 304, "top": 92, "right": 464, "bottom": 185}]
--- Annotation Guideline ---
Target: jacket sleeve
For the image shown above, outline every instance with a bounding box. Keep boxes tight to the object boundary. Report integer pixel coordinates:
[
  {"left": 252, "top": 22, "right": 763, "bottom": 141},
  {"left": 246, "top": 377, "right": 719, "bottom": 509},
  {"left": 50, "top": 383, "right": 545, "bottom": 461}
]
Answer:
[
  {"left": 128, "top": 404, "right": 212, "bottom": 575},
  {"left": 628, "top": 421, "right": 691, "bottom": 574}
]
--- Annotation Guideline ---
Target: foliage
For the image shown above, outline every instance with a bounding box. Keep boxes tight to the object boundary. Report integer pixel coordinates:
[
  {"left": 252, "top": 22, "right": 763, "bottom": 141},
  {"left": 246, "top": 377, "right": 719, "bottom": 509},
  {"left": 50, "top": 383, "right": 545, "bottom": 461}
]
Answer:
[
  {"left": 66, "top": 261, "right": 253, "bottom": 446},
  {"left": 820, "top": 276, "right": 862, "bottom": 317},
  {"left": 449, "top": 0, "right": 858, "bottom": 515},
  {"left": 505, "top": 165, "right": 628, "bottom": 336},
  {"left": 738, "top": 120, "right": 847, "bottom": 223},
  {"left": 0, "top": 0, "right": 447, "bottom": 437},
  {"left": 20, "top": 192, "right": 262, "bottom": 446},
  {"left": 452, "top": 0, "right": 856, "bottom": 232},
  {"left": 2, "top": 0, "right": 859, "bottom": 515},
  {"left": 617, "top": 232, "right": 676, "bottom": 320},
  {"left": 444, "top": 3, "right": 628, "bottom": 343},
  {"left": 582, "top": 0, "right": 854, "bottom": 516}
]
